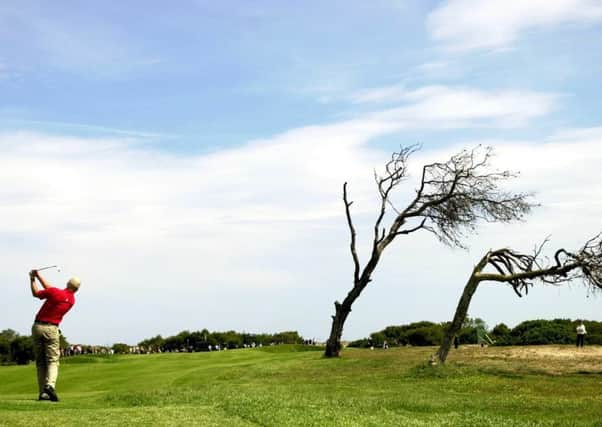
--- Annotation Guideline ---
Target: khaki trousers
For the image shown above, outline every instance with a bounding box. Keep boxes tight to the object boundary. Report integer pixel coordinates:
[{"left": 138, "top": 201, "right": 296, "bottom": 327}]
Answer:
[{"left": 32, "top": 323, "right": 61, "bottom": 393}]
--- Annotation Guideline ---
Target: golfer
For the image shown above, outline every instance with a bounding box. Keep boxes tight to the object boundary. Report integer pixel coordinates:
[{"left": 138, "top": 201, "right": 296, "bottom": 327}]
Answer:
[{"left": 30, "top": 269, "right": 80, "bottom": 402}]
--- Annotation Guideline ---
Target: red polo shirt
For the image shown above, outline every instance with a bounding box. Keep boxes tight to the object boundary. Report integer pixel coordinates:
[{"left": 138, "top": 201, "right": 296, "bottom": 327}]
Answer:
[{"left": 35, "top": 287, "right": 76, "bottom": 325}]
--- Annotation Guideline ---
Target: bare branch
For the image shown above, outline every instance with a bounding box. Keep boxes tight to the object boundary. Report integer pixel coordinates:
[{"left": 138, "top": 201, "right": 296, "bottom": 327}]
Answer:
[
  {"left": 389, "top": 146, "right": 534, "bottom": 248},
  {"left": 475, "top": 235, "right": 602, "bottom": 296},
  {"left": 373, "top": 145, "right": 419, "bottom": 248},
  {"left": 394, "top": 218, "right": 427, "bottom": 236},
  {"left": 343, "top": 182, "right": 361, "bottom": 284}
]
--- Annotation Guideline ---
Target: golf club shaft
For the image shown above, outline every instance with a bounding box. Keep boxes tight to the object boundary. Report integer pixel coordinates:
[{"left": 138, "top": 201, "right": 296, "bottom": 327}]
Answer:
[{"left": 36, "top": 265, "right": 58, "bottom": 271}]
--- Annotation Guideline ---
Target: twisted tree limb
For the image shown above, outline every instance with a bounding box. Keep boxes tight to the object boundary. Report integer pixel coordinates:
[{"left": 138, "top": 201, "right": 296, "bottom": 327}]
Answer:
[{"left": 433, "top": 235, "right": 602, "bottom": 364}]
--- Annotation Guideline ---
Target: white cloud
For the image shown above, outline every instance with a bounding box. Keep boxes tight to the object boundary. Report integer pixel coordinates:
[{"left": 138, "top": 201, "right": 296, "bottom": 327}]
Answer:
[
  {"left": 348, "top": 85, "right": 556, "bottom": 129},
  {"left": 549, "top": 126, "right": 602, "bottom": 143},
  {"left": 369, "top": 85, "right": 556, "bottom": 127},
  {"left": 350, "top": 84, "right": 407, "bottom": 104},
  {"left": 2, "top": 87, "right": 587, "bottom": 345},
  {"left": 1, "top": 85, "right": 558, "bottom": 247},
  {"left": 428, "top": 0, "right": 602, "bottom": 51},
  {"left": 411, "top": 61, "right": 460, "bottom": 80}
]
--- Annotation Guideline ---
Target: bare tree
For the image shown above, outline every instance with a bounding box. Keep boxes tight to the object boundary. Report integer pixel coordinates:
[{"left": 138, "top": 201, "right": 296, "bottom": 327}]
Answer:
[
  {"left": 434, "top": 235, "right": 602, "bottom": 364},
  {"left": 324, "top": 145, "right": 534, "bottom": 357}
]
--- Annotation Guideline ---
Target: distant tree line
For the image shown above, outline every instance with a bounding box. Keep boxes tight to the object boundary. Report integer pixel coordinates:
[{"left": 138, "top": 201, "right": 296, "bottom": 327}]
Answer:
[
  {"left": 348, "top": 318, "right": 602, "bottom": 348},
  {"left": 5, "top": 320, "right": 600, "bottom": 364},
  {"left": 135, "top": 329, "right": 305, "bottom": 353},
  {"left": 0, "top": 329, "right": 69, "bottom": 365},
  {"left": 1, "top": 327, "right": 306, "bottom": 362},
  {"left": 0, "top": 329, "right": 34, "bottom": 365}
]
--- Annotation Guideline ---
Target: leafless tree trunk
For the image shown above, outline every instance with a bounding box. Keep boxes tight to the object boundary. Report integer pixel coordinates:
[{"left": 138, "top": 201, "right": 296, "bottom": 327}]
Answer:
[
  {"left": 434, "top": 235, "right": 602, "bottom": 364},
  {"left": 325, "top": 145, "right": 534, "bottom": 357},
  {"left": 435, "top": 267, "right": 483, "bottom": 364}
]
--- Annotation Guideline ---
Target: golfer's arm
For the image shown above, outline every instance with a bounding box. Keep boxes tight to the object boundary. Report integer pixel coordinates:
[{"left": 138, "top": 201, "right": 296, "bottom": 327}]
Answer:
[
  {"left": 30, "top": 276, "right": 41, "bottom": 297},
  {"left": 36, "top": 273, "right": 52, "bottom": 290}
]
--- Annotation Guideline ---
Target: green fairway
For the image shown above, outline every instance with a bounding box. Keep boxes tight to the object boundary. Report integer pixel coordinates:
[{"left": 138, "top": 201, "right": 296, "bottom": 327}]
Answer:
[{"left": 1, "top": 345, "right": 601, "bottom": 426}]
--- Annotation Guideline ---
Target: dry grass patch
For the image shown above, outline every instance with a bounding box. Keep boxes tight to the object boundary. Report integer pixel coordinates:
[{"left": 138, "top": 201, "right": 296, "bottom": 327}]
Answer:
[{"left": 447, "top": 344, "right": 602, "bottom": 375}]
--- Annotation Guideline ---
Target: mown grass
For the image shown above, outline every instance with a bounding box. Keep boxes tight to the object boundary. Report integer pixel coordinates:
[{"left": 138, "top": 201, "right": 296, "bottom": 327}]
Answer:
[{"left": 1, "top": 345, "right": 601, "bottom": 426}]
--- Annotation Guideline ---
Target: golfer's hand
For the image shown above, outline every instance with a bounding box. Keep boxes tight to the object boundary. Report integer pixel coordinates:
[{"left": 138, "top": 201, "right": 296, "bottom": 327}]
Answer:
[{"left": 29, "top": 270, "right": 37, "bottom": 280}]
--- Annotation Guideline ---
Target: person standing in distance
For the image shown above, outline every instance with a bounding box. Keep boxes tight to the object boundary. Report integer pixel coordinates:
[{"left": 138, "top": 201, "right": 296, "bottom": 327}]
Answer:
[
  {"left": 576, "top": 321, "right": 587, "bottom": 348},
  {"left": 30, "top": 269, "right": 81, "bottom": 402}
]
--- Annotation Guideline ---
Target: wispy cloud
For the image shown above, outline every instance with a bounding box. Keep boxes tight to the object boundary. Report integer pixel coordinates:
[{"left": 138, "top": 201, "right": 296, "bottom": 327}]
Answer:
[
  {"left": 350, "top": 85, "right": 556, "bottom": 128},
  {"left": 428, "top": 0, "right": 602, "bottom": 52},
  {"left": 2, "top": 85, "right": 557, "bottom": 247},
  {"left": 0, "top": 86, "right": 556, "bottom": 246},
  {"left": 387, "top": 86, "right": 556, "bottom": 126},
  {"left": 2, "top": 118, "right": 176, "bottom": 140},
  {"left": 3, "top": 122, "right": 602, "bottom": 343},
  {"left": 0, "top": 83, "right": 567, "bottom": 342},
  {"left": 549, "top": 126, "right": 602, "bottom": 143},
  {"left": 350, "top": 84, "right": 407, "bottom": 104}
]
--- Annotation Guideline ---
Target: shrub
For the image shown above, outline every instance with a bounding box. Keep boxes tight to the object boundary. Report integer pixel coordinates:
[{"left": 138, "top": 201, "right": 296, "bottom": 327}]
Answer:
[
  {"left": 112, "top": 343, "right": 130, "bottom": 354},
  {"left": 10, "top": 336, "right": 35, "bottom": 365}
]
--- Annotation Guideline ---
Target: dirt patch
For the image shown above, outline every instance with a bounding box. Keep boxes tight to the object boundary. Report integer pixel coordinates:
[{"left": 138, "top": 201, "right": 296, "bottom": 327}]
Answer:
[
  {"left": 501, "top": 345, "right": 602, "bottom": 360},
  {"left": 453, "top": 345, "right": 602, "bottom": 375}
]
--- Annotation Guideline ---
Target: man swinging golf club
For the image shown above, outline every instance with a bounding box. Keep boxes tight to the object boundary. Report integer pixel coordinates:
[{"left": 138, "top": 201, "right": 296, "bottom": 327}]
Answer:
[{"left": 29, "top": 268, "right": 81, "bottom": 402}]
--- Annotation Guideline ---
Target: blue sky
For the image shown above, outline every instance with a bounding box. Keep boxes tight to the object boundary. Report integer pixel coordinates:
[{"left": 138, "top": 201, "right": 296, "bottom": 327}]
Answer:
[
  {"left": 2, "top": 0, "right": 602, "bottom": 345},
  {"left": 4, "top": 0, "right": 600, "bottom": 147}
]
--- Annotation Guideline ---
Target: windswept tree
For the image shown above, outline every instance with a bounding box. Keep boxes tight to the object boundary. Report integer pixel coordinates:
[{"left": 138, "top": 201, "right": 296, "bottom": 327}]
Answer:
[
  {"left": 434, "top": 235, "right": 602, "bottom": 364},
  {"left": 325, "top": 145, "right": 534, "bottom": 357}
]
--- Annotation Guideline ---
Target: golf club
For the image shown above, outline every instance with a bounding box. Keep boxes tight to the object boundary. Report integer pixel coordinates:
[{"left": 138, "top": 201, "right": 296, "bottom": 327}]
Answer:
[{"left": 35, "top": 265, "right": 61, "bottom": 272}]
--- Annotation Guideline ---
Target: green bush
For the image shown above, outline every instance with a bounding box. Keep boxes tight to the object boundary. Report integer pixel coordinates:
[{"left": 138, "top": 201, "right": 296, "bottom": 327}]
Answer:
[
  {"left": 112, "top": 343, "right": 130, "bottom": 354},
  {"left": 361, "top": 321, "right": 446, "bottom": 347},
  {"left": 490, "top": 323, "right": 512, "bottom": 345},
  {"left": 10, "top": 336, "right": 35, "bottom": 365},
  {"left": 347, "top": 338, "right": 371, "bottom": 348},
  {"left": 582, "top": 321, "right": 602, "bottom": 345},
  {"left": 509, "top": 319, "right": 573, "bottom": 345},
  {"left": 457, "top": 327, "right": 477, "bottom": 344},
  {"left": 406, "top": 326, "right": 443, "bottom": 346},
  {"left": 369, "top": 332, "right": 386, "bottom": 347}
]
